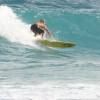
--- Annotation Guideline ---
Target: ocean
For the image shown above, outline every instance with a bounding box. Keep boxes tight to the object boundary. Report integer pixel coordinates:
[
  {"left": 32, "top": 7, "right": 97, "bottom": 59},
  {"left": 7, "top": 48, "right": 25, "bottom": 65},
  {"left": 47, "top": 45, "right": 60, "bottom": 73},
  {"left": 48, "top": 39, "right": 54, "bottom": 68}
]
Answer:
[{"left": 0, "top": 0, "right": 100, "bottom": 100}]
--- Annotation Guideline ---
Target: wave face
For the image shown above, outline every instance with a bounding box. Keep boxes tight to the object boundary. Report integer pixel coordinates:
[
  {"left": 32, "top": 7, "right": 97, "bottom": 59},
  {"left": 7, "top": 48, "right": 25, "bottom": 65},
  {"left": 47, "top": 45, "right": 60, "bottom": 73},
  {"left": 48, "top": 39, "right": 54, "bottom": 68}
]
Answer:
[{"left": 0, "top": 0, "right": 100, "bottom": 100}]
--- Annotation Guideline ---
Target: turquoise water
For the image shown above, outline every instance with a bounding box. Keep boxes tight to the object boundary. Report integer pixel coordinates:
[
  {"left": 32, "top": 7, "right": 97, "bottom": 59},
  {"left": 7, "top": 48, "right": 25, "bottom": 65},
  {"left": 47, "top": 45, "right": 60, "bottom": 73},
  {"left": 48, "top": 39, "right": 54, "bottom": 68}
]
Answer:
[{"left": 0, "top": 0, "right": 100, "bottom": 100}]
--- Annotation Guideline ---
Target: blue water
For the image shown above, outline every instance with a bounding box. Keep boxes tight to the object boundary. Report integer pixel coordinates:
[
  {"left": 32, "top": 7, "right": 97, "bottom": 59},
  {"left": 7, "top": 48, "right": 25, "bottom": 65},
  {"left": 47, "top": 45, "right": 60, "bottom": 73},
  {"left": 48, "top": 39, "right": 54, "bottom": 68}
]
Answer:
[{"left": 0, "top": 0, "right": 100, "bottom": 100}]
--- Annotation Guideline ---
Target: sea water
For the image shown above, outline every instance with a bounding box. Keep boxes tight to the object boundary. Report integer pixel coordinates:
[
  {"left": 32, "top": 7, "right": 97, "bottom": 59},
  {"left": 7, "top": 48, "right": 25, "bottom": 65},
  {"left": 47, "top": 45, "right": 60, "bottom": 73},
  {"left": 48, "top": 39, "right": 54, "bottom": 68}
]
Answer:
[{"left": 0, "top": 0, "right": 100, "bottom": 100}]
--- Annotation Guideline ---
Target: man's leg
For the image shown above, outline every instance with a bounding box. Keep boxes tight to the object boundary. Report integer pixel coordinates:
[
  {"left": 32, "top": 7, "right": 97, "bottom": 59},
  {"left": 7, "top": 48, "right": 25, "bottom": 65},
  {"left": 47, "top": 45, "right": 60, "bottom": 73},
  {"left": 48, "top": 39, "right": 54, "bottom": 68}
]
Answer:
[
  {"left": 34, "top": 33, "right": 37, "bottom": 37},
  {"left": 41, "top": 33, "right": 44, "bottom": 38}
]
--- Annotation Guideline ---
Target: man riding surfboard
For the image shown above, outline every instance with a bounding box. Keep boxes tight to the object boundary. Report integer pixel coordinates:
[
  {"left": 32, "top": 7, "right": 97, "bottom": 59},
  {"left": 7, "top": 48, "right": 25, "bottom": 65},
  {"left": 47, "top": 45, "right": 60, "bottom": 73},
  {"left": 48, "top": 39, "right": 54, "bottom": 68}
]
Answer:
[{"left": 30, "top": 19, "right": 51, "bottom": 38}]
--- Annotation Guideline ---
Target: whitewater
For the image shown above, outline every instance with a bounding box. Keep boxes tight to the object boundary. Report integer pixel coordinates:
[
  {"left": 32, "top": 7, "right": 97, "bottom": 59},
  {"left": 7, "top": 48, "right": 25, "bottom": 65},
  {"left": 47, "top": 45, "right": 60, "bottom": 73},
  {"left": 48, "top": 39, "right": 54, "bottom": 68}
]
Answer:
[{"left": 0, "top": 6, "right": 38, "bottom": 47}]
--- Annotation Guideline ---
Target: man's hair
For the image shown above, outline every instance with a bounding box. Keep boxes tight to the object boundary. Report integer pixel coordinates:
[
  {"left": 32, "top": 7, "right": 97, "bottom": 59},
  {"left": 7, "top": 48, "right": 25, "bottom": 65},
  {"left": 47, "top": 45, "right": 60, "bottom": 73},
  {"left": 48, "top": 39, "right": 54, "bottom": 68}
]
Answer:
[{"left": 39, "top": 19, "right": 45, "bottom": 23}]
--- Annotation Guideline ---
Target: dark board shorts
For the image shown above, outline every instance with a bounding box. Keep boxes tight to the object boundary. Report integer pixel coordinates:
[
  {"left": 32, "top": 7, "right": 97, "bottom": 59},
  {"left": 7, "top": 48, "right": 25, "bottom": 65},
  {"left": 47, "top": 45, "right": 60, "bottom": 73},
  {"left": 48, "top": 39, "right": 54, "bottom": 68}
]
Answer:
[{"left": 31, "top": 24, "right": 44, "bottom": 34}]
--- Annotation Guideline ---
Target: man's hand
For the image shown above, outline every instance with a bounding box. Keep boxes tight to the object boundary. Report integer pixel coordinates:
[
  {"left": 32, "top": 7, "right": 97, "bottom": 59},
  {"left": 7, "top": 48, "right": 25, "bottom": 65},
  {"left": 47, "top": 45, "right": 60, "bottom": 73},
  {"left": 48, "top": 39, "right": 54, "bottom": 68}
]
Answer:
[{"left": 44, "top": 28, "right": 51, "bottom": 35}]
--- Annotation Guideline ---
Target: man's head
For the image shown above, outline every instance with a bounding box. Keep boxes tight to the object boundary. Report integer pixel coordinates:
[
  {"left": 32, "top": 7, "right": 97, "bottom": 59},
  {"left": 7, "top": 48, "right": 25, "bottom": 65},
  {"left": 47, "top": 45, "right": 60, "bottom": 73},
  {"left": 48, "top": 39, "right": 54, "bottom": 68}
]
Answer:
[{"left": 39, "top": 19, "right": 45, "bottom": 24}]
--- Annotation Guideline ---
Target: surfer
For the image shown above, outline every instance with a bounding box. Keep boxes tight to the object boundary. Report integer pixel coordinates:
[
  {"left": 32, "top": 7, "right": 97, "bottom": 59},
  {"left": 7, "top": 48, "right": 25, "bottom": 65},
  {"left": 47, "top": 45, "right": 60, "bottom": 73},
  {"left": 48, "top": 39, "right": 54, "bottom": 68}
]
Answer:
[{"left": 30, "top": 19, "right": 51, "bottom": 38}]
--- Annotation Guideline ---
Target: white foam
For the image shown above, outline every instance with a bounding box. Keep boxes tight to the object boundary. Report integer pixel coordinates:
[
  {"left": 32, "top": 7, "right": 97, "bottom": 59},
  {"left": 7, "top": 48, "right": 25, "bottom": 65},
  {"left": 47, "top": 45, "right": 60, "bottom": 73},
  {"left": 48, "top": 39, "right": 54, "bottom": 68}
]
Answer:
[
  {"left": 0, "top": 5, "right": 38, "bottom": 47},
  {"left": 74, "top": 57, "right": 100, "bottom": 66},
  {"left": 0, "top": 82, "right": 100, "bottom": 100}
]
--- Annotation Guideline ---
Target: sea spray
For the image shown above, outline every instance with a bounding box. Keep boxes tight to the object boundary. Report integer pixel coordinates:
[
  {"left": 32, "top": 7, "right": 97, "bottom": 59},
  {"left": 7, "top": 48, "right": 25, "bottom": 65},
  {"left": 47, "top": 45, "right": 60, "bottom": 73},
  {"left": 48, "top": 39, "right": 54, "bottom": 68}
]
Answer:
[{"left": 0, "top": 6, "right": 37, "bottom": 47}]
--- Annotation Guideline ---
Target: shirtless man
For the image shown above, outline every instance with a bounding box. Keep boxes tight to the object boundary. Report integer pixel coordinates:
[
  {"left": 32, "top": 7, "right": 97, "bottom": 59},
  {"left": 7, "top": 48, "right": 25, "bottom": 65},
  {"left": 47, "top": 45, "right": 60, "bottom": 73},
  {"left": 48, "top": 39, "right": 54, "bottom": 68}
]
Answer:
[{"left": 30, "top": 19, "right": 51, "bottom": 38}]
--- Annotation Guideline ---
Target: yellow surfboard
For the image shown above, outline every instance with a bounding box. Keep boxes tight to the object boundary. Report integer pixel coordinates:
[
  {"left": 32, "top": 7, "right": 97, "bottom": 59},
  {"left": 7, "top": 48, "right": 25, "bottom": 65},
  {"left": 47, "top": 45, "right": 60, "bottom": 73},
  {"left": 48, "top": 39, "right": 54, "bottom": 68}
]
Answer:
[{"left": 38, "top": 39, "right": 75, "bottom": 48}]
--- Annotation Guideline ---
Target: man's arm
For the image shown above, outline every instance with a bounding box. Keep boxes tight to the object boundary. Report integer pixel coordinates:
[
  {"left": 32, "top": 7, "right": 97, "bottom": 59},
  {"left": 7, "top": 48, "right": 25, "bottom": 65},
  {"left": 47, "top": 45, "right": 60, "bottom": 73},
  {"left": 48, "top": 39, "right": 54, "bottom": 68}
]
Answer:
[{"left": 43, "top": 25, "right": 51, "bottom": 35}]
